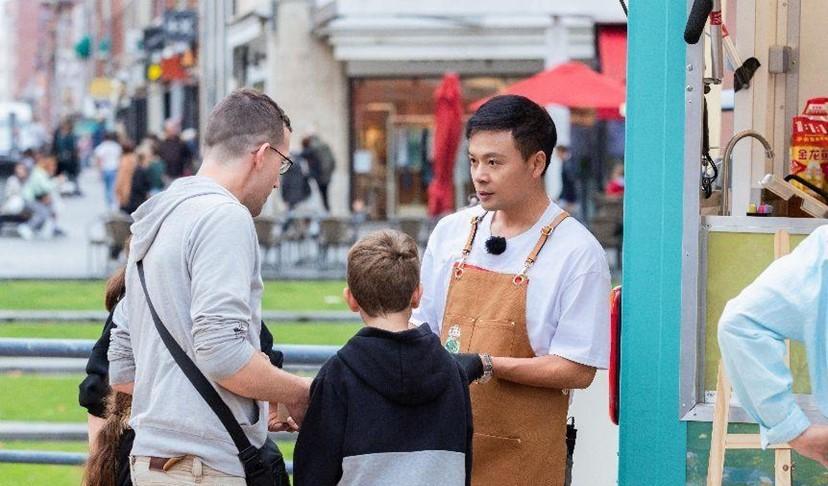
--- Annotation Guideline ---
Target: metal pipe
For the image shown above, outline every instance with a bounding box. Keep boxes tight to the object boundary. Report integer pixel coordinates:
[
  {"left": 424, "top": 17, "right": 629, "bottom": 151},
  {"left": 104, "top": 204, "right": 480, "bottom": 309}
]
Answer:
[
  {"left": 721, "top": 130, "right": 774, "bottom": 215},
  {"left": 0, "top": 310, "right": 360, "bottom": 323},
  {"left": 0, "top": 421, "right": 297, "bottom": 443},
  {"left": 0, "top": 338, "right": 338, "bottom": 366},
  {"left": 0, "top": 450, "right": 294, "bottom": 473}
]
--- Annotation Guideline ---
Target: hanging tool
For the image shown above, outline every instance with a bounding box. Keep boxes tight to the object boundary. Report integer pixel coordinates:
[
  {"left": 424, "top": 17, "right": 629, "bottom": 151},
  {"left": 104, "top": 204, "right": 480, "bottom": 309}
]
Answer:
[
  {"left": 706, "top": 0, "right": 724, "bottom": 85},
  {"left": 686, "top": 0, "right": 761, "bottom": 89},
  {"left": 722, "top": 24, "right": 761, "bottom": 91},
  {"left": 701, "top": 94, "right": 719, "bottom": 199}
]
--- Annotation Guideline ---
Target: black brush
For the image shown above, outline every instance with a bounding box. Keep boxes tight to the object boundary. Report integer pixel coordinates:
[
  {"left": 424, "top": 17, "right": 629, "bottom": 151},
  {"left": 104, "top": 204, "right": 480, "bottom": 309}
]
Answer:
[{"left": 734, "top": 57, "right": 761, "bottom": 92}]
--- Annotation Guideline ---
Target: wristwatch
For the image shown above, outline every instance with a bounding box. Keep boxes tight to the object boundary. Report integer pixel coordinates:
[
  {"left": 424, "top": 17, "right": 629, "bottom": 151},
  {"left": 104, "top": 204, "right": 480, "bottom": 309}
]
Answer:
[{"left": 478, "top": 353, "right": 494, "bottom": 384}]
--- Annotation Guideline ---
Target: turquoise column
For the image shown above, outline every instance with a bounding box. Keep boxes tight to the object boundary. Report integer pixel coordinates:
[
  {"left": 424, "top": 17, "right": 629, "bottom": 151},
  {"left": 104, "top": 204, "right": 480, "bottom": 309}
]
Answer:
[{"left": 619, "top": 0, "right": 688, "bottom": 484}]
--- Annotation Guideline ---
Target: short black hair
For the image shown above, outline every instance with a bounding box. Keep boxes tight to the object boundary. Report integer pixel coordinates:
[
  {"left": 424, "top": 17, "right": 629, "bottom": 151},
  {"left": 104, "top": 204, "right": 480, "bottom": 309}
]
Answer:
[{"left": 466, "top": 95, "right": 557, "bottom": 174}]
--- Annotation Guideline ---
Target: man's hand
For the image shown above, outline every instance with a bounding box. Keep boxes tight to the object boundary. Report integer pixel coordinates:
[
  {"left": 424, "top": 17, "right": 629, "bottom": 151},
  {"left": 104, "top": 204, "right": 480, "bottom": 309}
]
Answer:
[
  {"left": 789, "top": 424, "right": 828, "bottom": 468},
  {"left": 268, "top": 402, "right": 299, "bottom": 432},
  {"left": 281, "top": 377, "right": 312, "bottom": 428}
]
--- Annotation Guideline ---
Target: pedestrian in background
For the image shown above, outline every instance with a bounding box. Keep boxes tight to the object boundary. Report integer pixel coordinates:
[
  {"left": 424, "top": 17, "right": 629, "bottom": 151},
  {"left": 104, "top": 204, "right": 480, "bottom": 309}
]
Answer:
[
  {"left": 94, "top": 133, "right": 123, "bottom": 210},
  {"left": 301, "top": 133, "right": 335, "bottom": 212},
  {"left": 158, "top": 119, "right": 192, "bottom": 181},
  {"left": 52, "top": 118, "right": 81, "bottom": 196}
]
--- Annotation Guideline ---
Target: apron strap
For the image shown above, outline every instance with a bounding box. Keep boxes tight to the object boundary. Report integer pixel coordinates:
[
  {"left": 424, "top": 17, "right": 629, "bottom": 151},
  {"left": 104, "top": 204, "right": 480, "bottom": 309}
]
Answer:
[
  {"left": 455, "top": 212, "right": 487, "bottom": 279},
  {"left": 462, "top": 212, "right": 487, "bottom": 256},
  {"left": 514, "top": 211, "right": 569, "bottom": 285}
]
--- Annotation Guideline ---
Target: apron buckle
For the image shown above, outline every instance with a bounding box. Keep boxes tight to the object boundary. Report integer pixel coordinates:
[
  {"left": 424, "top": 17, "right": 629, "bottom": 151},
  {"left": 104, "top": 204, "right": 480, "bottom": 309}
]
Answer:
[
  {"left": 513, "top": 274, "right": 527, "bottom": 286},
  {"left": 455, "top": 250, "right": 471, "bottom": 279}
]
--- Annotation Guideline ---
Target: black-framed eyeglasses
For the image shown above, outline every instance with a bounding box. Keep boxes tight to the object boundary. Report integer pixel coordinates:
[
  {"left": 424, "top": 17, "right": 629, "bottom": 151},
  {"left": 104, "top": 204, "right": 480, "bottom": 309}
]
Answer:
[{"left": 252, "top": 144, "right": 294, "bottom": 175}]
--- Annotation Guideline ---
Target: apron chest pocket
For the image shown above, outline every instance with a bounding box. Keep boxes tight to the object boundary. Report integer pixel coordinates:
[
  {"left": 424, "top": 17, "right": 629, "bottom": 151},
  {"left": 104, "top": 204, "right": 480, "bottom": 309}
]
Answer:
[{"left": 469, "top": 319, "right": 516, "bottom": 357}]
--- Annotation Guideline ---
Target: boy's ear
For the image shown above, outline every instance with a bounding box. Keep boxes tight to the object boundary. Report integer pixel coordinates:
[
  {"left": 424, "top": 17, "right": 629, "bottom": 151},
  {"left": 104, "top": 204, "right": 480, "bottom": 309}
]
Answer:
[
  {"left": 343, "top": 287, "right": 361, "bottom": 313},
  {"left": 410, "top": 283, "right": 423, "bottom": 309}
]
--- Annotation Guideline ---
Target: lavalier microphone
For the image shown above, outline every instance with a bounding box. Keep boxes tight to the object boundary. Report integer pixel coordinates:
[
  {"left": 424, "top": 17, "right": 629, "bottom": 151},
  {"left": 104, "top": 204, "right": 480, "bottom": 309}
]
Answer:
[{"left": 485, "top": 236, "right": 507, "bottom": 255}]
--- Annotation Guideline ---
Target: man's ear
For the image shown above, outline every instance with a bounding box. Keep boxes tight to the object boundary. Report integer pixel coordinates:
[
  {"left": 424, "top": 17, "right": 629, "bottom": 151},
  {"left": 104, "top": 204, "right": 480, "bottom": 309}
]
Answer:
[
  {"left": 530, "top": 150, "right": 547, "bottom": 179},
  {"left": 251, "top": 143, "right": 268, "bottom": 170},
  {"left": 343, "top": 287, "right": 361, "bottom": 313},
  {"left": 410, "top": 283, "right": 423, "bottom": 309}
]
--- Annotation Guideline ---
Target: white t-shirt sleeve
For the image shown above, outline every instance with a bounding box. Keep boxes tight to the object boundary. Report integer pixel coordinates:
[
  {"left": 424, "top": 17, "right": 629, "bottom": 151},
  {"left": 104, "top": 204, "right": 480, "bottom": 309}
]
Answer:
[
  {"left": 412, "top": 237, "right": 441, "bottom": 335},
  {"left": 547, "top": 269, "right": 611, "bottom": 369}
]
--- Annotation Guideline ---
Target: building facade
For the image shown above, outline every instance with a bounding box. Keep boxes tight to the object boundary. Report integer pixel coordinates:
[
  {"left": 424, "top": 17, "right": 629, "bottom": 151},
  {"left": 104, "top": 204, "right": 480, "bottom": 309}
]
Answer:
[{"left": 210, "top": 0, "right": 625, "bottom": 218}]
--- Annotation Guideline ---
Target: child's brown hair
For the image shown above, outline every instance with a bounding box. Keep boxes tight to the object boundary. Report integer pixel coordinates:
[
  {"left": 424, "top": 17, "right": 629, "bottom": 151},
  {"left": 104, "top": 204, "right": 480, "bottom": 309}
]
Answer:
[
  {"left": 85, "top": 242, "right": 132, "bottom": 486},
  {"left": 346, "top": 230, "right": 420, "bottom": 317},
  {"left": 83, "top": 392, "right": 131, "bottom": 486}
]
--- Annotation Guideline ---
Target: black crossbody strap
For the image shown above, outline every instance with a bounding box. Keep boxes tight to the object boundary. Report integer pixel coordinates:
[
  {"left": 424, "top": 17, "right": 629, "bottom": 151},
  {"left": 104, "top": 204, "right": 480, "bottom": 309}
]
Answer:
[{"left": 136, "top": 260, "right": 253, "bottom": 454}]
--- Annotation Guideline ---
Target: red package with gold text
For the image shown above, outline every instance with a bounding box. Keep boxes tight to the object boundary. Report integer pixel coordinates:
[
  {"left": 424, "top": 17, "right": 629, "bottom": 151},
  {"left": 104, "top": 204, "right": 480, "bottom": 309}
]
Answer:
[{"left": 790, "top": 98, "right": 828, "bottom": 198}]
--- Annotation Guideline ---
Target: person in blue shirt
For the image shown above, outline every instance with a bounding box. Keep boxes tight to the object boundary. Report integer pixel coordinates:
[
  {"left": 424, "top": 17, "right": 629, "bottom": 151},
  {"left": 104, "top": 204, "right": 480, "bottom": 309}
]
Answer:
[{"left": 718, "top": 226, "right": 828, "bottom": 468}]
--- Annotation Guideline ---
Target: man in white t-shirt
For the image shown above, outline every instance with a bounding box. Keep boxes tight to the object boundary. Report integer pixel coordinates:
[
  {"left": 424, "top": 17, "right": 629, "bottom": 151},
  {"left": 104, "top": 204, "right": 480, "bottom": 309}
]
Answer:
[
  {"left": 413, "top": 95, "right": 610, "bottom": 486},
  {"left": 94, "top": 132, "right": 123, "bottom": 209}
]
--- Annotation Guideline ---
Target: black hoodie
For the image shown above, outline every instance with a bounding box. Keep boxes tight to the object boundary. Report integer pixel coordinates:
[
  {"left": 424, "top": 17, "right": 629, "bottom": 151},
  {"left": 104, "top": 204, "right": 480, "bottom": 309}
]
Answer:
[{"left": 294, "top": 325, "right": 473, "bottom": 486}]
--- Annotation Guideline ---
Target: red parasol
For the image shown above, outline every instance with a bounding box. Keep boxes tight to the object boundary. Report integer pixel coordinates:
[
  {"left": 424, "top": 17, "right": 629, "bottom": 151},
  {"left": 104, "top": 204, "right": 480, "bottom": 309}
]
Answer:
[
  {"left": 469, "top": 61, "right": 626, "bottom": 112},
  {"left": 428, "top": 72, "right": 464, "bottom": 217}
]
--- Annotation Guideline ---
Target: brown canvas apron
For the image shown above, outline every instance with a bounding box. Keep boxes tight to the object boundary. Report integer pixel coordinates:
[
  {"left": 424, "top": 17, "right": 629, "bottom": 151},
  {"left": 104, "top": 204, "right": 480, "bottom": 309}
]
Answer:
[{"left": 440, "top": 211, "right": 571, "bottom": 486}]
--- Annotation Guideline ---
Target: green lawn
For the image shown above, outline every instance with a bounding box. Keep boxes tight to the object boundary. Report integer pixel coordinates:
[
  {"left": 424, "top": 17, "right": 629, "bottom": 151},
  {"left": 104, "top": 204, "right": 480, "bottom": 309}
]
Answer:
[
  {"left": 0, "top": 280, "right": 349, "bottom": 311},
  {"left": 0, "top": 277, "right": 354, "bottom": 485},
  {"left": 0, "top": 375, "right": 87, "bottom": 423}
]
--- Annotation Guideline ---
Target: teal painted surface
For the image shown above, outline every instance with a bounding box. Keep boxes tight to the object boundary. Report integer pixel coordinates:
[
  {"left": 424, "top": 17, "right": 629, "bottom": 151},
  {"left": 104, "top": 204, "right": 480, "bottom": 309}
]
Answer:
[{"left": 619, "top": 0, "right": 688, "bottom": 484}]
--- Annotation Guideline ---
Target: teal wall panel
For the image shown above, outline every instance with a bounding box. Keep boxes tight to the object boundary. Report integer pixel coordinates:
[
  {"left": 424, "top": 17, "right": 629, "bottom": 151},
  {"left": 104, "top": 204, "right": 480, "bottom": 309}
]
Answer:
[{"left": 619, "top": 0, "right": 689, "bottom": 484}]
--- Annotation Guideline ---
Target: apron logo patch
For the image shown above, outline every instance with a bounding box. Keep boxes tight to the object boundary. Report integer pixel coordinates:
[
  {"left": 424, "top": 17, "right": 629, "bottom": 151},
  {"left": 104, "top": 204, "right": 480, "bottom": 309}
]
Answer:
[{"left": 445, "top": 324, "right": 462, "bottom": 354}]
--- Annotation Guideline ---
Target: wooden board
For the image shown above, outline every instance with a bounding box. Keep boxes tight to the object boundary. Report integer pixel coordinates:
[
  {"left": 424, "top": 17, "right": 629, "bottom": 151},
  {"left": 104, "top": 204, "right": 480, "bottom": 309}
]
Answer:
[{"left": 703, "top": 231, "right": 811, "bottom": 393}]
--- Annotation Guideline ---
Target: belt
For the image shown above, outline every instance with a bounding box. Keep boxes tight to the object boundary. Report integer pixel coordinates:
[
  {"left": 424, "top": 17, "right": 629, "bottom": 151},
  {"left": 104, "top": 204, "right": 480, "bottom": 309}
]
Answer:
[{"left": 147, "top": 455, "right": 186, "bottom": 472}]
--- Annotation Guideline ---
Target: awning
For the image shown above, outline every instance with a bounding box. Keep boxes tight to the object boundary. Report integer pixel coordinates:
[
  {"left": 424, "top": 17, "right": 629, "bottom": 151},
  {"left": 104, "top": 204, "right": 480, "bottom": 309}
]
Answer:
[{"left": 469, "top": 61, "right": 626, "bottom": 111}]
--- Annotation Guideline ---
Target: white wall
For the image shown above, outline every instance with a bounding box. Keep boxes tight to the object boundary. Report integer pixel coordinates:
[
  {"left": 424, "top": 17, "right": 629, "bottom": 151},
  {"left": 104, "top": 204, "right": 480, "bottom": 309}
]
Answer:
[
  {"left": 0, "top": 0, "right": 13, "bottom": 102},
  {"left": 268, "top": 0, "right": 349, "bottom": 216},
  {"left": 569, "top": 370, "right": 619, "bottom": 486}
]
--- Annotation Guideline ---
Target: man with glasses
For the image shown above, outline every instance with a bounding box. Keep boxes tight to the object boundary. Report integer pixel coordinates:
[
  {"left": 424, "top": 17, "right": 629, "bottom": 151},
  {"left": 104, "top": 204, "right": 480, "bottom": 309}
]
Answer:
[
  {"left": 262, "top": 146, "right": 294, "bottom": 173},
  {"left": 109, "top": 89, "right": 310, "bottom": 485}
]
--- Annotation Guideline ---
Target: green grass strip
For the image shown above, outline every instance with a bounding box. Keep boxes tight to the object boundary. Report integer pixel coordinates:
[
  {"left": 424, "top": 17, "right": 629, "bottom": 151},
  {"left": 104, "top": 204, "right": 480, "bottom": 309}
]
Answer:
[{"left": 0, "top": 280, "right": 349, "bottom": 311}]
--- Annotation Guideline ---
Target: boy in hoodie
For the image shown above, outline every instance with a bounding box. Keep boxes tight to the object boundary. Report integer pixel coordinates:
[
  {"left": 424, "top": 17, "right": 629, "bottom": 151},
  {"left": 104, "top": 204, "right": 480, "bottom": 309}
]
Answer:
[{"left": 294, "top": 230, "right": 474, "bottom": 486}]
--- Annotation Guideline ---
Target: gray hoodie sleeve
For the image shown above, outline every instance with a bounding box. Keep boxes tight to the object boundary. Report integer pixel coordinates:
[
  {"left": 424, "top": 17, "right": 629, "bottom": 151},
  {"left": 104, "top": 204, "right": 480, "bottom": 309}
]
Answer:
[
  {"left": 108, "top": 298, "right": 135, "bottom": 385},
  {"left": 187, "top": 202, "right": 258, "bottom": 381}
]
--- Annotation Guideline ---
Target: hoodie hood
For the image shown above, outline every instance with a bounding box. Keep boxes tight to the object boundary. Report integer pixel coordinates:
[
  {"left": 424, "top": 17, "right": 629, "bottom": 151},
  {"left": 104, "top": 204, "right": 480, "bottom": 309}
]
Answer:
[
  {"left": 337, "top": 325, "right": 456, "bottom": 406},
  {"left": 129, "top": 176, "right": 238, "bottom": 262}
]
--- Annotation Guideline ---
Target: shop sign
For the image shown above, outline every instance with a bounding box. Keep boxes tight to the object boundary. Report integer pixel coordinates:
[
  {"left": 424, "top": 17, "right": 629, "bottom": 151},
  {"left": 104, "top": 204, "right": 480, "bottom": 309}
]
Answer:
[
  {"left": 89, "top": 77, "right": 116, "bottom": 99},
  {"left": 143, "top": 26, "right": 165, "bottom": 55},
  {"left": 164, "top": 10, "right": 198, "bottom": 44}
]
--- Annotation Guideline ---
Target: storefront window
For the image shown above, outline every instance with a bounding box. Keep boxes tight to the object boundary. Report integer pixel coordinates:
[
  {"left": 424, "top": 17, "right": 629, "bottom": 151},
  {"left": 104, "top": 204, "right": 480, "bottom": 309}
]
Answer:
[{"left": 350, "top": 76, "right": 521, "bottom": 219}]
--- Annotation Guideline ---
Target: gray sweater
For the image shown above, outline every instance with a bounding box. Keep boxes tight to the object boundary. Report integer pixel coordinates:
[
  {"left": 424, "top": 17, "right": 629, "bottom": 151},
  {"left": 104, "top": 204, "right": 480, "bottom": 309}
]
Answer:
[{"left": 108, "top": 176, "right": 265, "bottom": 477}]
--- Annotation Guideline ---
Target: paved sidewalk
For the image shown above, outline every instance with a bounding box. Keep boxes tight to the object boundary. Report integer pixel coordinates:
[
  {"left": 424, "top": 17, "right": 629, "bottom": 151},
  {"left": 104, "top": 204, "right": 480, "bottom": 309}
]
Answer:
[
  {"left": 0, "top": 169, "right": 353, "bottom": 279},
  {"left": 0, "top": 169, "right": 109, "bottom": 279}
]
